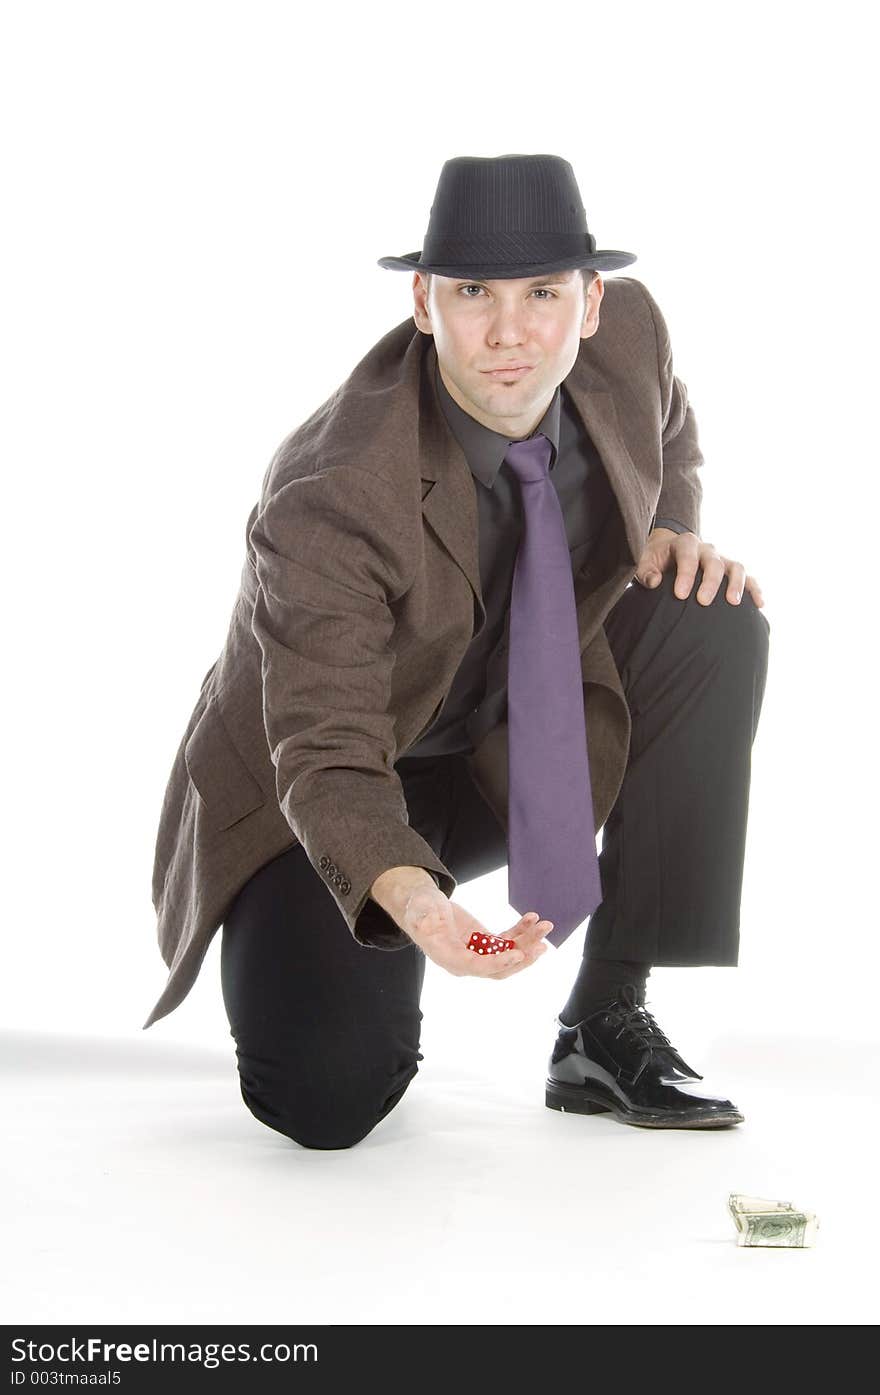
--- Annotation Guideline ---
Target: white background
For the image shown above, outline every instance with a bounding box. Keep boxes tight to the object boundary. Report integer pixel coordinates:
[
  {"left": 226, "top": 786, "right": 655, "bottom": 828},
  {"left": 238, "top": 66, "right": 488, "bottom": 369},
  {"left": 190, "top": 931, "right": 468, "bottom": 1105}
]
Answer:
[{"left": 1, "top": 0, "right": 877, "bottom": 1330}]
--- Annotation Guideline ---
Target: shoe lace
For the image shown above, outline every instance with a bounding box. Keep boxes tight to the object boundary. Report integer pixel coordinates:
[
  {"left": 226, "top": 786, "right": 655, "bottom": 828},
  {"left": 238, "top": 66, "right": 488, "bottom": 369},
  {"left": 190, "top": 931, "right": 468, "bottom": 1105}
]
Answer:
[{"left": 604, "top": 983, "right": 676, "bottom": 1054}]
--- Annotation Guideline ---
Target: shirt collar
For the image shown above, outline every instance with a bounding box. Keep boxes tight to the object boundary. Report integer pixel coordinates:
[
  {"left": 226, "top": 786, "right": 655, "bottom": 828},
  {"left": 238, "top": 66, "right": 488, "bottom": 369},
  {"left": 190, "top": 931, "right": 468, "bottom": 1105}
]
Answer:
[{"left": 434, "top": 357, "right": 562, "bottom": 489}]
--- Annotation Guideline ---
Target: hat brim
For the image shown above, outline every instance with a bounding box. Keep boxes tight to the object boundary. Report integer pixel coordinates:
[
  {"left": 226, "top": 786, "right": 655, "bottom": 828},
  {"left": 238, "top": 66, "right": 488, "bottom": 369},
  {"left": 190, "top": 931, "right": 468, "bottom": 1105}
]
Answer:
[{"left": 377, "top": 248, "right": 637, "bottom": 275}]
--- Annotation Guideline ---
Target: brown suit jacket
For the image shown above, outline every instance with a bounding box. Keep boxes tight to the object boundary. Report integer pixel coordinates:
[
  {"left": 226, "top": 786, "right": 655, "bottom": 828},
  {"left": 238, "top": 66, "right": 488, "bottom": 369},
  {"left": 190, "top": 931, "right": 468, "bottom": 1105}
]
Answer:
[{"left": 144, "top": 275, "right": 703, "bottom": 1029}]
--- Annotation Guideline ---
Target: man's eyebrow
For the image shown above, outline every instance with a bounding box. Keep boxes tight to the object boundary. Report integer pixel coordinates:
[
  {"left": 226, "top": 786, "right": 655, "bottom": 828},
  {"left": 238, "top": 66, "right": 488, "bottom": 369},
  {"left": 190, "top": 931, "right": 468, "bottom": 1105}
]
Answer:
[{"left": 524, "top": 272, "right": 576, "bottom": 285}]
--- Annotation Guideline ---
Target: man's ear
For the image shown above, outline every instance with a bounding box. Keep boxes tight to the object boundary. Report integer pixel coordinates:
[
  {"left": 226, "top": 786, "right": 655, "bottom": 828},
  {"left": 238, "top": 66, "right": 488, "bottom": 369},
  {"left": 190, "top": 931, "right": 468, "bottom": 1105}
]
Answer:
[
  {"left": 581, "top": 274, "right": 604, "bottom": 339},
  {"left": 412, "top": 272, "right": 431, "bottom": 333}
]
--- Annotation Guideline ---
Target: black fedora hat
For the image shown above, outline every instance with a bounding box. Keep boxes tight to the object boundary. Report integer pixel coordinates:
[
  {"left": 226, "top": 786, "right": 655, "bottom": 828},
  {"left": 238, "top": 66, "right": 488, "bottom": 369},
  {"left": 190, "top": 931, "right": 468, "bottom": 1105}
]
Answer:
[{"left": 378, "top": 153, "right": 637, "bottom": 280}]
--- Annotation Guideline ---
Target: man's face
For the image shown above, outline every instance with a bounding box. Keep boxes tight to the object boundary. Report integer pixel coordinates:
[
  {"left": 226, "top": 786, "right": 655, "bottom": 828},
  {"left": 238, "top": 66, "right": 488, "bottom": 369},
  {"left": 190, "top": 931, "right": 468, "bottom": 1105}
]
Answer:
[{"left": 411, "top": 267, "right": 603, "bottom": 439}]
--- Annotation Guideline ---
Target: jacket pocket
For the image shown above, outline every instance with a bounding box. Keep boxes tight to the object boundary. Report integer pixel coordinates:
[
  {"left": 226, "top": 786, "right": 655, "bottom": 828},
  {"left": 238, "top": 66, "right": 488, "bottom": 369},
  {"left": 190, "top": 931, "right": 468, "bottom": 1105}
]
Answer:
[{"left": 184, "top": 699, "right": 267, "bottom": 831}]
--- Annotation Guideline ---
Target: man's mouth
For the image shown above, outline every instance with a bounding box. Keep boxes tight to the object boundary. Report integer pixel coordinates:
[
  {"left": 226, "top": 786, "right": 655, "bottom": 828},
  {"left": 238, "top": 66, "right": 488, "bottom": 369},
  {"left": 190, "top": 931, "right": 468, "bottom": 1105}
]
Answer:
[{"left": 481, "top": 364, "right": 534, "bottom": 379}]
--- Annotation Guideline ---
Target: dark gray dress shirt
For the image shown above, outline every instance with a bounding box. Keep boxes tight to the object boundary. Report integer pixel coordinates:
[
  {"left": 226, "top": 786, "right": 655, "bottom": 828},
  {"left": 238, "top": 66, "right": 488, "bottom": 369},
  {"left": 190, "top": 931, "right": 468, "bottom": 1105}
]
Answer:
[{"left": 404, "top": 359, "right": 690, "bottom": 762}]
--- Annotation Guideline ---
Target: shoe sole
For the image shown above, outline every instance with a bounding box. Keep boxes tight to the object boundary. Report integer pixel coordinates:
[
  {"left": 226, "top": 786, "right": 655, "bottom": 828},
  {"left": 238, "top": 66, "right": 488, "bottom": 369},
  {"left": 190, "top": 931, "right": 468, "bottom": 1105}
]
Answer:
[{"left": 545, "top": 1079, "right": 744, "bottom": 1129}]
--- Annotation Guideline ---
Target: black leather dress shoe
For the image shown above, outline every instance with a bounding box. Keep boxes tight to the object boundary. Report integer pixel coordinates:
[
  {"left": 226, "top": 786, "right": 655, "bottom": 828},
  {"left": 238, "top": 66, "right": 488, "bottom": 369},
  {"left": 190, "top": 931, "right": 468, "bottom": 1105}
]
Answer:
[{"left": 545, "top": 984, "right": 743, "bottom": 1128}]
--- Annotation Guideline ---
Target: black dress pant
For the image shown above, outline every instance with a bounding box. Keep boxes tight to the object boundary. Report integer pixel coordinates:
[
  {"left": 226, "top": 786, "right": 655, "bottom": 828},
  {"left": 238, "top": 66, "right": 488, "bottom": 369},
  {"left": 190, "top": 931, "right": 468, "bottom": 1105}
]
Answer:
[{"left": 220, "top": 566, "right": 770, "bottom": 1148}]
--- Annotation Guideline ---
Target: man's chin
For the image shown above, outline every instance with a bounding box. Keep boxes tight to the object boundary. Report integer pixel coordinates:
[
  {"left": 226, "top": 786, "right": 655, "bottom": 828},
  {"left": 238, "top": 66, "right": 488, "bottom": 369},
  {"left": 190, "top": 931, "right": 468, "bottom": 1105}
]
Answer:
[{"left": 478, "top": 382, "right": 543, "bottom": 415}]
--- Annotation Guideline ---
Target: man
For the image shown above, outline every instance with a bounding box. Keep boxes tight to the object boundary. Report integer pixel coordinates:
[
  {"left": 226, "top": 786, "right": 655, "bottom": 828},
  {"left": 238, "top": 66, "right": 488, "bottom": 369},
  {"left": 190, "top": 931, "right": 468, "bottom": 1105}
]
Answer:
[{"left": 145, "top": 154, "right": 769, "bottom": 1148}]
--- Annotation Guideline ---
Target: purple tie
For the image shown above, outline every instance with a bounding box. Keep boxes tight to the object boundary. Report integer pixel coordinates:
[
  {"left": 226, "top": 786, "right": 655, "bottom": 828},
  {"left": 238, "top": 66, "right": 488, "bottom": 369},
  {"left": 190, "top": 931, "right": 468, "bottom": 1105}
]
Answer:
[{"left": 504, "top": 433, "right": 603, "bottom": 948}]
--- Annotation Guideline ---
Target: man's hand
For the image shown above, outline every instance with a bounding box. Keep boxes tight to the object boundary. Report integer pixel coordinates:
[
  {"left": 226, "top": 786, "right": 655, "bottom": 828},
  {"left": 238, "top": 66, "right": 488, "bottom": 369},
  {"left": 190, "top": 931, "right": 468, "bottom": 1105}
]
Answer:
[
  {"left": 402, "top": 885, "right": 552, "bottom": 979},
  {"left": 370, "top": 867, "right": 551, "bottom": 980},
  {"left": 635, "top": 528, "right": 765, "bottom": 608}
]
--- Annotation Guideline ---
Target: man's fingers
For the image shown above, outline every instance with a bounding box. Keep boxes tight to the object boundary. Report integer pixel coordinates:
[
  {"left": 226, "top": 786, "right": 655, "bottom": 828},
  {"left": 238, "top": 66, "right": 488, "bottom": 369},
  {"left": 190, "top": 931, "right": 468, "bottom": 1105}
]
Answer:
[
  {"left": 468, "top": 945, "right": 525, "bottom": 976},
  {"left": 467, "top": 920, "right": 552, "bottom": 977},
  {"left": 485, "top": 917, "right": 554, "bottom": 976},
  {"left": 694, "top": 555, "right": 726, "bottom": 604},
  {"left": 510, "top": 914, "right": 553, "bottom": 939},
  {"left": 722, "top": 562, "right": 747, "bottom": 604},
  {"left": 672, "top": 535, "right": 702, "bottom": 598},
  {"left": 745, "top": 575, "right": 765, "bottom": 607},
  {"left": 484, "top": 942, "right": 549, "bottom": 979},
  {"left": 467, "top": 922, "right": 549, "bottom": 974}
]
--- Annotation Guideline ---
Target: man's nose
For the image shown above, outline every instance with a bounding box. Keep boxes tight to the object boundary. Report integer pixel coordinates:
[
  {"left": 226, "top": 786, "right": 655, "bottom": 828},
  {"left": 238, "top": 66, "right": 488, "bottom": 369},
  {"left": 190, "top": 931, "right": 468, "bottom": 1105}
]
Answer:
[{"left": 488, "top": 304, "right": 529, "bottom": 341}]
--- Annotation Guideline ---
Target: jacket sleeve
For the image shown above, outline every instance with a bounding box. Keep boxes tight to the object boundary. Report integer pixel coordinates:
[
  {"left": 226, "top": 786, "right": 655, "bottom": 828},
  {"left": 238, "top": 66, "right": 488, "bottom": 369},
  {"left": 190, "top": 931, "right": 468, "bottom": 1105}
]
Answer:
[
  {"left": 248, "top": 463, "right": 457, "bottom": 950},
  {"left": 638, "top": 283, "right": 705, "bottom": 537}
]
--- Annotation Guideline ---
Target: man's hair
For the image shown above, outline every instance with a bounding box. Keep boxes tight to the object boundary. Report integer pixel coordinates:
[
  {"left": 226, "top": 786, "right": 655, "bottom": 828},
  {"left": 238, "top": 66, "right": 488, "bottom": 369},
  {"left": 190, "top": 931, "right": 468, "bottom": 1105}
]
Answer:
[{"left": 422, "top": 266, "right": 597, "bottom": 302}]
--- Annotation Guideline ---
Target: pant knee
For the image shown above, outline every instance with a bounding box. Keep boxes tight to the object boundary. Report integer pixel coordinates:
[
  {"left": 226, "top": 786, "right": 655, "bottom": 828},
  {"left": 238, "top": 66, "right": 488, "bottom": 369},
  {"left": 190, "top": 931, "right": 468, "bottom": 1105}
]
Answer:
[
  {"left": 682, "top": 566, "right": 769, "bottom": 660},
  {"left": 279, "top": 1113, "right": 380, "bottom": 1151},
  {"left": 238, "top": 1062, "right": 420, "bottom": 1150}
]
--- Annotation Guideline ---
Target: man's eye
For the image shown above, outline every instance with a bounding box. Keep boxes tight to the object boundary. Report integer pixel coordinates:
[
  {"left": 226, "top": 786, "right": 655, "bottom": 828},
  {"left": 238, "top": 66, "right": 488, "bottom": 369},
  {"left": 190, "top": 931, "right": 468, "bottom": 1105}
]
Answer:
[{"left": 458, "top": 285, "right": 556, "bottom": 298}]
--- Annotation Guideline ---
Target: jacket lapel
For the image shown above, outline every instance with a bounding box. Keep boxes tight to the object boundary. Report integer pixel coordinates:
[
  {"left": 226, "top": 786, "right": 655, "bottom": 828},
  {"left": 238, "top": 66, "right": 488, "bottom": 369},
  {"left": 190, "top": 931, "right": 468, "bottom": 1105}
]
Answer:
[
  {"left": 419, "top": 343, "right": 487, "bottom": 639},
  {"left": 563, "top": 379, "right": 649, "bottom": 569}
]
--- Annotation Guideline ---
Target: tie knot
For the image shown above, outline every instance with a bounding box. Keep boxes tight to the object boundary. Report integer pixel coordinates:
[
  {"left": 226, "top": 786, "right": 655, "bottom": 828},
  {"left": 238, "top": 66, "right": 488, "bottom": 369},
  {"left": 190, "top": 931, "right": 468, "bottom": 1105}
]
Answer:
[{"left": 504, "top": 432, "right": 553, "bottom": 483}]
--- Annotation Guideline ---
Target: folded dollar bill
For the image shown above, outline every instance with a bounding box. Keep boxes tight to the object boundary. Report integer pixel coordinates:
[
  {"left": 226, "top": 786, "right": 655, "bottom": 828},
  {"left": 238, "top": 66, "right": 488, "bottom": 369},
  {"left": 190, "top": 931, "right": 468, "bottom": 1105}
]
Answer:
[{"left": 727, "top": 1194, "right": 818, "bottom": 1247}]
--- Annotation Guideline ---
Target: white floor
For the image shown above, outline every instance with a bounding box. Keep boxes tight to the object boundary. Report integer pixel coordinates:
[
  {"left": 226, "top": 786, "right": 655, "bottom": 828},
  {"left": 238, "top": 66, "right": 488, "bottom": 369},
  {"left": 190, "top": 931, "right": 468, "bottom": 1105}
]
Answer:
[{"left": 2, "top": 944, "right": 876, "bottom": 1327}]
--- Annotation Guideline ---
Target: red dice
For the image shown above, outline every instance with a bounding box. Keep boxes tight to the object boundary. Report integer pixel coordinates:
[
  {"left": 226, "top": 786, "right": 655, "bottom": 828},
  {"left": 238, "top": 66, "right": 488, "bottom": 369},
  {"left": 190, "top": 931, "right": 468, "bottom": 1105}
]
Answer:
[{"left": 466, "top": 931, "right": 518, "bottom": 955}]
